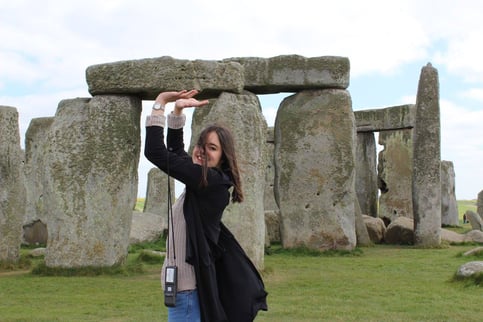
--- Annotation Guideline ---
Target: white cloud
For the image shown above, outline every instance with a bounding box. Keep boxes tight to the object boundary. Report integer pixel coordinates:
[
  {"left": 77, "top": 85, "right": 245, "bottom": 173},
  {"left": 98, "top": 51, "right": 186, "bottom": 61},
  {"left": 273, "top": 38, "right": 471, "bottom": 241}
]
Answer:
[
  {"left": 460, "top": 88, "right": 483, "bottom": 102},
  {"left": 1, "top": 0, "right": 482, "bottom": 199}
]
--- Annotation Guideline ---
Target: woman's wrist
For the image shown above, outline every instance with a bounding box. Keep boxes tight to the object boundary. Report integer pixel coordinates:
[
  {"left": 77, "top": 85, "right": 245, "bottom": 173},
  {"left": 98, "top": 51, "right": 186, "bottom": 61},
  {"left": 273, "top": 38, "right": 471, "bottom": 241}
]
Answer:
[{"left": 173, "top": 101, "right": 184, "bottom": 116}]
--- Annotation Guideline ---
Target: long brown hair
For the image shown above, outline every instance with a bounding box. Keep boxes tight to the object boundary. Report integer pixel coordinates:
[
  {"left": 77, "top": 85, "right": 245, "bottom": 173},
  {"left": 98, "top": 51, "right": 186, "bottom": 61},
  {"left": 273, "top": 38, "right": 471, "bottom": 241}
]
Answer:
[{"left": 196, "top": 124, "right": 244, "bottom": 203}]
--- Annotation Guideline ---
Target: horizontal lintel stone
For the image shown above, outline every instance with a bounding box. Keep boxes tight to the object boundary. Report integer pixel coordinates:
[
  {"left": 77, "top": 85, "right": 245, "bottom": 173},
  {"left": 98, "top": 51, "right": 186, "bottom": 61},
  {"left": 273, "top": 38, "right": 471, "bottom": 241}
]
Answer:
[
  {"left": 225, "top": 55, "right": 350, "bottom": 93},
  {"left": 86, "top": 56, "right": 245, "bottom": 100},
  {"left": 86, "top": 55, "right": 351, "bottom": 100},
  {"left": 354, "top": 104, "right": 415, "bottom": 132}
]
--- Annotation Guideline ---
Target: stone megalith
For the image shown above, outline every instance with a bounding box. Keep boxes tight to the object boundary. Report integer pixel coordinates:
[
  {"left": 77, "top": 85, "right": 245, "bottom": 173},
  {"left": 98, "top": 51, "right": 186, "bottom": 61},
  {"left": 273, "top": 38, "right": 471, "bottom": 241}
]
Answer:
[
  {"left": 24, "top": 117, "right": 55, "bottom": 237},
  {"left": 354, "top": 197, "right": 372, "bottom": 246},
  {"left": 274, "top": 89, "right": 357, "bottom": 251},
  {"left": 191, "top": 91, "right": 267, "bottom": 269},
  {"left": 264, "top": 127, "right": 279, "bottom": 211},
  {"left": 465, "top": 210, "right": 482, "bottom": 231},
  {"left": 355, "top": 132, "right": 378, "bottom": 217},
  {"left": 42, "top": 96, "right": 141, "bottom": 268},
  {"left": 412, "top": 63, "right": 441, "bottom": 247},
  {"left": 440, "top": 161, "right": 459, "bottom": 226},
  {"left": 0, "top": 106, "right": 26, "bottom": 262},
  {"left": 143, "top": 167, "right": 174, "bottom": 232},
  {"left": 225, "top": 55, "right": 350, "bottom": 93},
  {"left": 378, "top": 129, "right": 413, "bottom": 221},
  {"left": 86, "top": 56, "right": 244, "bottom": 100},
  {"left": 477, "top": 190, "right": 483, "bottom": 220}
]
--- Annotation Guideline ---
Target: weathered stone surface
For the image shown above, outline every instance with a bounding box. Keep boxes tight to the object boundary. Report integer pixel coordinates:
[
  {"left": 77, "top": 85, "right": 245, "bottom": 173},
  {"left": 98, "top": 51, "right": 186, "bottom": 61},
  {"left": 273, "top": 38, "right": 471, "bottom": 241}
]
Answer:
[
  {"left": 130, "top": 211, "right": 164, "bottom": 244},
  {"left": 441, "top": 228, "right": 465, "bottom": 244},
  {"left": 363, "top": 215, "right": 386, "bottom": 243},
  {"left": 43, "top": 96, "right": 141, "bottom": 267},
  {"left": 355, "top": 132, "right": 378, "bottom": 217},
  {"left": 354, "top": 199, "right": 371, "bottom": 246},
  {"left": 354, "top": 104, "right": 415, "bottom": 132},
  {"left": 412, "top": 63, "right": 441, "bottom": 247},
  {"left": 225, "top": 55, "right": 350, "bottom": 93},
  {"left": 86, "top": 56, "right": 245, "bottom": 100},
  {"left": 265, "top": 210, "right": 281, "bottom": 244},
  {"left": 477, "top": 190, "right": 483, "bottom": 219},
  {"left": 191, "top": 91, "right": 267, "bottom": 269},
  {"left": 456, "top": 261, "right": 483, "bottom": 277},
  {"left": 441, "top": 161, "right": 459, "bottom": 226},
  {"left": 378, "top": 129, "right": 413, "bottom": 221},
  {"left": 465, "top": 230, "right": 483, "bottom": 243},
  {"left": 29, "top": 247, "right": 46, "bottom": 257},
  {"left": 264, "top": 127, "right": 278, "bottom": 212},
  {"left": 274, "top": 89, "right": 356, "bottom": 251},
  {"left": 24, "top": 117, "right": 54, "bottom": 226},
  {"left": 143, "top": 167, "right": 174, "bottom": 233},
  {"left": 465, "top": 210, "right": 482, "bottom": 231},
  {"left": 441, "top": 229, "right": 483, "bottom": 244},
  {"left": 0, "top": 106, "right": 26, "bottom": 262},
  {"left": 384, "top": 216, "right": 414, "bottom": 245},
  {"left": 22, "top": 220, "right": 48, "bottom": 246},
  {"left": 462, "top": 247, "right": 483, "bottom": 257}
]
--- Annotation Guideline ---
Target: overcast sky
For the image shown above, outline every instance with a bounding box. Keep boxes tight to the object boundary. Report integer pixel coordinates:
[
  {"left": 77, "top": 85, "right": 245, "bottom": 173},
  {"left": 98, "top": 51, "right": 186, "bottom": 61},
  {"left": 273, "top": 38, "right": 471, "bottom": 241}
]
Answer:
[{"left": 1, "top": 0, "right": 482, "bottom": 200}]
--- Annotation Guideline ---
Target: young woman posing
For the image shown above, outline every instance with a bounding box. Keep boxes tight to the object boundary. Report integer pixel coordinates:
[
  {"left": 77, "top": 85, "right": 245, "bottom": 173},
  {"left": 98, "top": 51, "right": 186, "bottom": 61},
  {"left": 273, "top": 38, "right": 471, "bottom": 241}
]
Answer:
[{"left": 144, "top": 90, "right": 267, "bottom": 322}]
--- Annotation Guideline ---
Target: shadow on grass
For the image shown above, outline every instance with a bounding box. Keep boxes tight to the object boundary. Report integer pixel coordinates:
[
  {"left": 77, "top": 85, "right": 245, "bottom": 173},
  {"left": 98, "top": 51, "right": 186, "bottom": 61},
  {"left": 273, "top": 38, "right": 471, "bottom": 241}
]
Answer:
[{"left": 266, "top": 243, "right": 364, "bottom": 257}]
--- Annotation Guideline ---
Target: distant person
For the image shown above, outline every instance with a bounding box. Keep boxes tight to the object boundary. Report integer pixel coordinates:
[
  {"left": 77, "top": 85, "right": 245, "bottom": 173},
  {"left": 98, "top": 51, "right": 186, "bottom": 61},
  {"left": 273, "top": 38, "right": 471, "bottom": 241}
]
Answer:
[
  {"left": 463, "top": 213, "right": 468, "bottom": 224},
  {"left": 144, "top": 90, "right": 268, "bottom": 322}
]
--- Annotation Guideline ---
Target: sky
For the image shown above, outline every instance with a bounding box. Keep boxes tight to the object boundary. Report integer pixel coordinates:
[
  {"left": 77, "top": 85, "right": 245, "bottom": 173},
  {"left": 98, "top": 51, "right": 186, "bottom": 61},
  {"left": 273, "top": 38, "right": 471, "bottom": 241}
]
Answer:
[{"left": 1, "top": 0, "right": 482, "bottom": 200}]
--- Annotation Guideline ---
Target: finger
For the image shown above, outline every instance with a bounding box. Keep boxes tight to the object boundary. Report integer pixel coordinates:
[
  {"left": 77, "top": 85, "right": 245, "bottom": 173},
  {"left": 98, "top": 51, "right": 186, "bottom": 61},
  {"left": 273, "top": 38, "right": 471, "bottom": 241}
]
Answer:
[{"left": 182, "top": 89, "right": 200, "bottom": 98}]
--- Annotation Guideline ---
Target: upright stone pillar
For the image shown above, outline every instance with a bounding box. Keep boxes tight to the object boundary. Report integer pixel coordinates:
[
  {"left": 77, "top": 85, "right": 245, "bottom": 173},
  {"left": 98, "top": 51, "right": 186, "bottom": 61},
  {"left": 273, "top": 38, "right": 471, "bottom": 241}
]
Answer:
[
  {"left": 412, "top": 63, "right": 441, "bottom": 246},
  {"left": 378, "top": 129, "right": 413, "bottom": 221},
  {"left": 191, "top": 91, "right": 267, "bottom": 269},
  {"left": 0, "top": 106, "right": 26, "bottom": 262},
  {"left": 440, "top": 161, "right": 459, "bottom": 226},
  {"left": 143, "top": 167, "right": 174, "bottom": 232},
  {"left": 264, "top": 127, "right": 281, "bottom": 247},
  {"left": 477, "top": 190, "right": 483, "bottom": 220},
  {"left": 264, "top": 127, "right": 279, "bottom": 212},
  {"left": 43, "top": 96, "right": 141, "bottom": 267},
  {"left": 274, "top": 89, "right": 357, "bottom": 251},
  {"left": 355, "top": 132, "right": 378, "bottom": 217},
  {"left": 24, "top": 117, "right": 55, "bottom": 225}
]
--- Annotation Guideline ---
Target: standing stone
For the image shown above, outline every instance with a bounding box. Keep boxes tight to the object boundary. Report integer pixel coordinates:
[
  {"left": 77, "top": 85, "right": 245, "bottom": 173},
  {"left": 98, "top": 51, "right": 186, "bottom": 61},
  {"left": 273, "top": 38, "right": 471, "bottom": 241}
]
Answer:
[
  {"left": 0, "top": 106, "right": 26, "bottom": 262},
  {"left": 43, "top": 96, "right": 141, "bottom": 267},
  {"left": 440, "top": 161, "right": 459, "bottom": 226},
  {"left": 355, "top": 132, "right": 378, "bottom": 217},
  {"left": 354, "top": 198, "right": 372, "bottom": 246},
  {"left": 378, "top": 129, "right": 413, "bottom": 221},
  {"left": 264, "top": 127, "right": 278, "bottom": 212},
  {"left": 477, "top": 190, "right": 483, "bottom": 220},
  {"left": 412, "top": 63, "right": 441, "bottom": 247},
  {"left": 24, "top": 117, "right": 55, "bottom": 236},
  {"left": 191, "top": 91, "right": 267, "bottom": 269},
  {"left": 274, "top": 89, "right": 357, "bottom": 251},
  {"left": 465, "top": 210, "right": 483, "bottom": 231},
  {"left": 143, "top": 167, "right": 174, "bottom": 232}
]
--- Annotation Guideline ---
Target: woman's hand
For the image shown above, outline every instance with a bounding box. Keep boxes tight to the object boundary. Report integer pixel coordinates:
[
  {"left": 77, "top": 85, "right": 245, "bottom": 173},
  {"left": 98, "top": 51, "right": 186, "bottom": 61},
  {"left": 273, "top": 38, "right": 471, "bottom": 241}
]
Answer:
[
  {"left": 155, "top": 90, "right": 206, "bottom": 106},
  {"left": 173, "top": 97, "right": 210, "bottom": 115}
]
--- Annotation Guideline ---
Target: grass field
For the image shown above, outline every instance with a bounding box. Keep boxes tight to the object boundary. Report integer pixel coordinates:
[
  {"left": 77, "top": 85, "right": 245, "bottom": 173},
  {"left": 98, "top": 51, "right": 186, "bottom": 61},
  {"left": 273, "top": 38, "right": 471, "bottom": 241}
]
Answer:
[{"left": 0, "top": 200, "right": 481, "bottom": 321}]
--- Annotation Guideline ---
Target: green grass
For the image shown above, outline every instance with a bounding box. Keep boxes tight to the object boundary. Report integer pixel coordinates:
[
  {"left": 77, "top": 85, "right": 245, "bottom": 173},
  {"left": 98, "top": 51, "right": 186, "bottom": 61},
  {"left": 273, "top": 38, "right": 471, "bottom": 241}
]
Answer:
[
  {"left": 458, "top": 199, "right": 477, "bottom": 218},
  {"left": 1, "top": 244, "right": 482, "bottom": 322},
  {"left": 0, "top": 200, "right": 480, "bottom": 321},
  {"left": 134, "top": 198, "right": 145, "bottom": 212}
]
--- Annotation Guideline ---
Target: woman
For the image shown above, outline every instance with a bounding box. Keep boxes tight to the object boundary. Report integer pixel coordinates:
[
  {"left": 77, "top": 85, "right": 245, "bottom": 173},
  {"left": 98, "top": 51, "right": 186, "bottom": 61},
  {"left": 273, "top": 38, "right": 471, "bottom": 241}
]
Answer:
[{"left": 144, "top": 90, "right": 268, "bottom": 322}]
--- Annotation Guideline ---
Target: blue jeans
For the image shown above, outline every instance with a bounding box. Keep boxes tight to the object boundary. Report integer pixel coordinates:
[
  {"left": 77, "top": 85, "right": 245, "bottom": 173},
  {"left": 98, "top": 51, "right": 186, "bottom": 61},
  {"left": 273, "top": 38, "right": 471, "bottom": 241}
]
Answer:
[{"left": 167, "top": 290, "right": 201, "bottom": 322}]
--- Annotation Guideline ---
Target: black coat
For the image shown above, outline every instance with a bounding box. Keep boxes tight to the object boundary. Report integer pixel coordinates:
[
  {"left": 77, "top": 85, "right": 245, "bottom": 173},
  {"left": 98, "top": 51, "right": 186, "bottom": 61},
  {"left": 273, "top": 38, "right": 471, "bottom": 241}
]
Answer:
[{"left": 145, "top": 124, "right": 268, "bottom": 321}]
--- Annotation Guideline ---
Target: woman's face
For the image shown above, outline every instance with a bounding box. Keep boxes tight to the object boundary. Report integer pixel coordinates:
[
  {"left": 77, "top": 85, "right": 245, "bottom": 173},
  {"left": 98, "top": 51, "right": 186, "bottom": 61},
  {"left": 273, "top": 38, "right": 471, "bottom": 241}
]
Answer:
[{"left": 192, "top": 131, "right": 223, "bottom": 168}]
